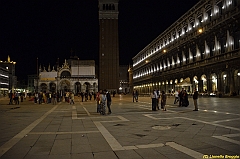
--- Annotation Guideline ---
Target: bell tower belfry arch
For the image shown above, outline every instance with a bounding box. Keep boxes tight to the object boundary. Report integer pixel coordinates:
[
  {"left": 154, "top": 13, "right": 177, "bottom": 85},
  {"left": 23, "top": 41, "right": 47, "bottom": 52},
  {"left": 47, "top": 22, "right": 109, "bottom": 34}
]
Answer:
[{"left": 98, "top": 0, "right": 119, "bottom": 91}]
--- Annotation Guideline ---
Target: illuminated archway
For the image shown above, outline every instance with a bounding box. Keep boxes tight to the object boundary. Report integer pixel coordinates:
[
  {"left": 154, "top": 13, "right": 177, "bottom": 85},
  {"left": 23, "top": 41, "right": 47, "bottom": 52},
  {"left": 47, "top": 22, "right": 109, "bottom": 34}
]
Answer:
[
  {"left": 49, "top": 83, "right": 56, "bottom": 93},
  {"left": 201, "top": 75, "right": 207, "bottom": 92},
  {"left": 211, "top": 73, "right": 217, "bottom": 92},
  {"left": 59, "top": 80, "right": 70, "bottom": 92}
]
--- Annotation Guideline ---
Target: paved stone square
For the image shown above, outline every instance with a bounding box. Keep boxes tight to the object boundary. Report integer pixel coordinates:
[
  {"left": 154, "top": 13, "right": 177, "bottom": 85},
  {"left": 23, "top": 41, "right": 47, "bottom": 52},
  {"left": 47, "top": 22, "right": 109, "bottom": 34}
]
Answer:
[{"left": 0, "top": 95, "right": 239, "bottom": 159}]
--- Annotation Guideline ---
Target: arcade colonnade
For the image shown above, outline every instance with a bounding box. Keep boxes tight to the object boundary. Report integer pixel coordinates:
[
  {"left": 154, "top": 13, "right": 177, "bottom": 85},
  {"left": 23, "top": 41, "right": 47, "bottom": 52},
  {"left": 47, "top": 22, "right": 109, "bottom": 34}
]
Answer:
[
  {"left": 134, "top": 70, "right": 240, "bottom": 95},
  {"left": 39, "top": 79, "right": 98, "bottom": 95}
]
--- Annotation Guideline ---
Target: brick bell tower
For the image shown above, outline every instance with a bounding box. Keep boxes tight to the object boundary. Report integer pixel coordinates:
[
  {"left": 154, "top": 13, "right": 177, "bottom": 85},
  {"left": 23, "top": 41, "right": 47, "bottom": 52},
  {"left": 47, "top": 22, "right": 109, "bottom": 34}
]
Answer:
[{"left": 98, "top": 0, "right": 119, "bottom": 92}]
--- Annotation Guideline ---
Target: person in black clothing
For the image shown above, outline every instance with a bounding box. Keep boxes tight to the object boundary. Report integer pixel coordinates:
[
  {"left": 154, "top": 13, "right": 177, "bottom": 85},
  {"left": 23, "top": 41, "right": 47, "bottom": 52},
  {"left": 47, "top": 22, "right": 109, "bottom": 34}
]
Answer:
[
  {"left": 182, "top": 90, "right": 189, "bottom": 107},
  {"left": 178, "top": 88, "right": 184, "bottom": 107},
  {"left": 93, "top": 92, "right": 96, "bottom": 101},
  {"left": 85, "top": 92, "right": 88, "bottom": 101},
  {"left": 80, "top": 92, "right": 84, "bottom": 102},
  {"left": 193, "top": 89, "right": 199, "bottom": 111},
  {"left": 89, "top": 92, "right": 92, "bottom": 101},
  {"left": 113, "top": 91, "right": 116, "bottom": 97},
  {"left": 9, "top": 91, "right": 13, "bottom": 105},
  {"left": 106, "top": 91, "right": 112, "bottom": 114}
]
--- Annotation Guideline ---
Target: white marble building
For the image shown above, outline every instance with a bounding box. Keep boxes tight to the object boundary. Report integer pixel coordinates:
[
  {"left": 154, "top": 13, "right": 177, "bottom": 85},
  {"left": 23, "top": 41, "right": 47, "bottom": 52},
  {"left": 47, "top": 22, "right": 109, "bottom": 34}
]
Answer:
[{"left": 37, "top": 58, "right": 98, "bottom": 94}]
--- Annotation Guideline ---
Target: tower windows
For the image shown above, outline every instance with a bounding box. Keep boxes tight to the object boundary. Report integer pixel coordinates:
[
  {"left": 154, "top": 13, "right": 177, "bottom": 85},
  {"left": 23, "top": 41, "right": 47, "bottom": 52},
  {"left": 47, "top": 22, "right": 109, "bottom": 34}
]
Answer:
[{"left": 102, "top": 4, "right": 115, "bottom": 10}]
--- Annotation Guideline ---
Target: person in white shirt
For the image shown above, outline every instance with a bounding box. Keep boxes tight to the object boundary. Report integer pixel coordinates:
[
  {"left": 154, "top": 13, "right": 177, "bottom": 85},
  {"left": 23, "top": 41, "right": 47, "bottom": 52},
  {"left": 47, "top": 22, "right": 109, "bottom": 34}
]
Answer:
[{"left": 174, "top": 90, "right": 179, "bottom": 104}]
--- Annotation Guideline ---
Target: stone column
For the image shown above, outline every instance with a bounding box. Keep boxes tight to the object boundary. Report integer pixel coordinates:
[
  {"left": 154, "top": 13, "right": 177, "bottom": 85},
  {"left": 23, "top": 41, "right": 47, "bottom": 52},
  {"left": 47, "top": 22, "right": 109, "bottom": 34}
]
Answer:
[
  {"left": 229, "top": 71, "right": 235, "bottom": 94},
  {"left": 217, "top": 73, "right": 222, "bottom": 93},
  {"left": 198, "top": 80, "right": 203, "bottom": 93},
  {"left": 207, "top": 76, "right": 212, "bottom": 94}
]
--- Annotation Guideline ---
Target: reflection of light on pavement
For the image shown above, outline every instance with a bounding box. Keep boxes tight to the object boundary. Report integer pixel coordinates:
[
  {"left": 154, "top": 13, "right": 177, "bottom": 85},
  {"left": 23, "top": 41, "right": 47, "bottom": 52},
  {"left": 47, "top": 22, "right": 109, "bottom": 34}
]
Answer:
[
  {"left": 226, "top": 112, "right": 229, "bottom": 114},
  {"left": 214, "top": 111, "right": 217, "bottom": 113},
  {"left": 204, "top": 110, "right": 208, "bottom": 112},
  {"left": 119, "top": 94, "right": 123, "bottom": 100}
]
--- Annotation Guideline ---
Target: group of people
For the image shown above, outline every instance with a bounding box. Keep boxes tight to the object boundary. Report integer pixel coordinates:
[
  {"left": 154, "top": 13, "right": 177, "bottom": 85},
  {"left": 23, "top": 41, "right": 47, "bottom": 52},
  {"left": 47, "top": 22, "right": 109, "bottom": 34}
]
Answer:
[
  {"left": 147, "top": 88, "right": 199, "bottom": 111},
  {"left": 174, "top": 88, "right": 199, "bottom": 111},
  {"left": 78, "top": 92, "right": 96, "bottom": 102},
  {"left": 96, "top": 89, "right": 112, "bottom": 115},
  {"left": 150, "top": 90, "right": 167, "bottom": 111},
  {"left": 8, "top": 91, "right": 25, "bottom": 105},
  {"left": 33, "top": 92, "right": 58, "bottom": 105}
]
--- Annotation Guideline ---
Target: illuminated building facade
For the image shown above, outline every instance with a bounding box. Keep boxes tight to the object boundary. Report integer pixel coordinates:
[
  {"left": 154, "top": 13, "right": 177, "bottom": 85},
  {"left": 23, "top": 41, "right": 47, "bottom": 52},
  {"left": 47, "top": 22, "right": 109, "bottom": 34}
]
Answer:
[
  {"left": 0, "top": 66, "right": 9, "bottom": 96},
  {"left": 132, "top": 0, "right": 240, "bottom": 95},
  {"left": 37, "top": 57, "right": 98, "bottom": 94},
  {"left": 0, "top": 56, "right": 17, "bottom": 92}
]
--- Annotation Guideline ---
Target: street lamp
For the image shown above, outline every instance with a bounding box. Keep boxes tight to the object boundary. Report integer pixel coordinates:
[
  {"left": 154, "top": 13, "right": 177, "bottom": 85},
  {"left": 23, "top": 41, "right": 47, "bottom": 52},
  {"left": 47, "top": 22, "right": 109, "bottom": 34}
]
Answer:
[{"left": 36, "top": 57, "right": 38, "bottom": 93}]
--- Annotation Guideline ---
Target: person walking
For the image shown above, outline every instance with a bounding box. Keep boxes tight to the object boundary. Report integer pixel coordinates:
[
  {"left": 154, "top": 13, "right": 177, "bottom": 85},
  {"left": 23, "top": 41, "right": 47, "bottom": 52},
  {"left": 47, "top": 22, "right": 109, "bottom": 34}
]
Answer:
[
  {"left": 14, "top": 91, "right": 20, "bottom": 105},
  {"left": 156, "top": 90, "right": 160, "bottom": 110},
  {"left": 151, "top": 90, "right": 157, "bottom": 111},
  {"left": 99, "top": 90, "right": 107, "bottom": 115},
  {"left": 106, "top": 90, "right": 112, "bottom": 114},
  {"left": 84, "top": 92, "right": 88, "bottom": 101},
  {"left": 132, "top": 89, "right": 136, "bottom": 102},
  {"left": 96, "top": 90, "right": 101, "bottom": 113},
  {"left": 93, "top": 92, "right": 96, "bottom": 101},
  {"left": 80, "top": 92, "right": 84, "bottom": 102},
  {"left": 69, "top": 92, "right": 75, "bottom": 104},
  {"left": 161, "top": 91, "right": 167, "bottom": 111},
  {"left": 174, "top": 90, "right": 179, "bottom": 104},
  {"left": 52, "top": 92, "right": 57, "bottom": 105},
  {"left": 9, "top": 91, "right": 13, "bottom": 105},
  {"left": 135, "top": 89, "right": 139, "bottom": 102},
  {"left": 193, "top": 89, "right": 199, "bottom": 111}
]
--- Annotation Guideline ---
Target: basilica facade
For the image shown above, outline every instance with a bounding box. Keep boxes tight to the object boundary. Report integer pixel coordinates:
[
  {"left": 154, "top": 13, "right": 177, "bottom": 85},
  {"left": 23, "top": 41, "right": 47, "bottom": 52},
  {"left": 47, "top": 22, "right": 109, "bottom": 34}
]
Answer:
[{"left": 37, "top": 57, "right": 98, "bottom": 94}]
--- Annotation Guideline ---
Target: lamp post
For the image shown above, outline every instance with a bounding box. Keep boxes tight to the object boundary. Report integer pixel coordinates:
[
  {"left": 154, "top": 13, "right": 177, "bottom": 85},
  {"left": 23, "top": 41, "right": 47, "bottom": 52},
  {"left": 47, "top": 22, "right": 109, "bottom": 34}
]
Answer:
[
  {"left": 78, "top": 58, "right": 79, "bottom": 94},
  {"left": 36, "top": 57, "right": 38, "bottom": 93}
]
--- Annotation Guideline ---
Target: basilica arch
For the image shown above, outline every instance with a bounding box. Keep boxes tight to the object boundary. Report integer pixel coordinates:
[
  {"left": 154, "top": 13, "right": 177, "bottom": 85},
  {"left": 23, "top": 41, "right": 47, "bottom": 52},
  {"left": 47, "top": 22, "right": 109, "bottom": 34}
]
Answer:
[
  {"left": 40, "top": 83, "right": 47, "bottom": 92},
  {"left": 49, "top": 82, "right": 56, "bottom": 93},
  {"left": 75, "top": 82, "right": 81, "bottom": 94},
  {"left": 59, "top": 80, "right": 71, "bottom": 93}
]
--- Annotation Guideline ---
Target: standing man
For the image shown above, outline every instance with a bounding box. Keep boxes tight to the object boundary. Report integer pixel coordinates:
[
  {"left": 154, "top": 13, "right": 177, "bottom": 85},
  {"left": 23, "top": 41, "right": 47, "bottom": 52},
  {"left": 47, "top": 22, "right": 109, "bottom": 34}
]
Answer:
[
  {"left": 14, "top": 91, "right": 20, "bottom": 105},
  {"left": 132, "top": 89, "right": 136, "bottom": 102},
  {"left": 161, "top": 91, "right": 167, "bottom": 111},
  {"left": 193, "top": 89, "right": 199, "bottom": 111},
  {"left": 80, "top": 92, "right": 84, "bottom": 102},
  {"left": 96, "top": 90, "right": 101, "bottom": 113},
  {"left": 135, "top": 89, "right": 139, "bottom": 102},
  {"left": 106, "top": 90, "right": 112, "bottom": 114},
  {"left": 151, "top": 90, "right": 157, "bottom": 111},
  {"left": 178, "top": 88, "right": 184, "bottom": 107},
  {"left": 9, "top": 91, "right": 13, "bottom": 105},
  {"left": 69, "top": 92, "right": 74, "bottom": 104},
  {"left": 52, "top": 92, "right": 57, "bottom": 105},
  {"left": 174, "top": 90, "right": 179, "bottom": 104}
]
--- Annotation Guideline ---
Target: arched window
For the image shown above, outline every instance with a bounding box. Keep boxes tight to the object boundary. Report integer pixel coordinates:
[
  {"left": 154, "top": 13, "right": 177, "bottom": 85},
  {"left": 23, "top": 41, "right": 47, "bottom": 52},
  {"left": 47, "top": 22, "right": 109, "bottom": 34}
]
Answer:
[{"left": 60, "top": 71, "right": 71, "bottom": 78}]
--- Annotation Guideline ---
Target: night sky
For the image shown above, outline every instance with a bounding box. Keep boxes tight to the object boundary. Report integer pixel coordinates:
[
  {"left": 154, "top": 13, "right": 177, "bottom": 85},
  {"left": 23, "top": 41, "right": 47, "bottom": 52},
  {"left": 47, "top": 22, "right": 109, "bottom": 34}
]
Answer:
[{"left": 0, "top": 0, "right": 199, "bottom": 81}]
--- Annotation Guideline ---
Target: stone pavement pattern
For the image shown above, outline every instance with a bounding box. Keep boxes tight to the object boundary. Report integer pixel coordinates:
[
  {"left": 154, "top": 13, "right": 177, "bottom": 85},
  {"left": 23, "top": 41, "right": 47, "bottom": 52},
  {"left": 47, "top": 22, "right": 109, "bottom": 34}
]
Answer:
[{"left": 0, "top": 95, "right": 239, "bottom": 159}]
